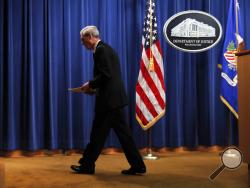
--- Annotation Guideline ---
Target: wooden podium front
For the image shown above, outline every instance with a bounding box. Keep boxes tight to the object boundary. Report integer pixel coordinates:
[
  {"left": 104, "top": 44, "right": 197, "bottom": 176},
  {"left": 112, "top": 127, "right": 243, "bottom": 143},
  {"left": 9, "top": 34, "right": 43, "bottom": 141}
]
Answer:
[{"left": 235, "top": 50, "right": 250, "bottom": 169}]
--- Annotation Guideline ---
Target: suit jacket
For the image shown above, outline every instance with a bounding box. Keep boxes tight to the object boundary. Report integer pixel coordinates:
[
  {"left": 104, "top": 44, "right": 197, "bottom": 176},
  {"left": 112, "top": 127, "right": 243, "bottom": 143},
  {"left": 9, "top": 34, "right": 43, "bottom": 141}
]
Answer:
[{"left": 89, "top": 41, "right": 128, "bottom": 112}]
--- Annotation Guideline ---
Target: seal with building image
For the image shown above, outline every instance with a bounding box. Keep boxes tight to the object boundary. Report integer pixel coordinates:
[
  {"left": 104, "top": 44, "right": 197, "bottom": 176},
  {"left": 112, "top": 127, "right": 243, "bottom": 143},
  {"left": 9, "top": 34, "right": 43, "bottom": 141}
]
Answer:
[{"left": 163, "top": 10, "right": 222, "bottom": 53}]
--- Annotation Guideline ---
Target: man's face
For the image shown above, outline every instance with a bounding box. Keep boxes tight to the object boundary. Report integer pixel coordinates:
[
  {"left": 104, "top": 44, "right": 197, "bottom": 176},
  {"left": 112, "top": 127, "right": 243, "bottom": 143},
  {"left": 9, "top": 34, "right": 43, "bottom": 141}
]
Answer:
[{"left": 80, "top": 35, "right": 93, "bottom": 50}]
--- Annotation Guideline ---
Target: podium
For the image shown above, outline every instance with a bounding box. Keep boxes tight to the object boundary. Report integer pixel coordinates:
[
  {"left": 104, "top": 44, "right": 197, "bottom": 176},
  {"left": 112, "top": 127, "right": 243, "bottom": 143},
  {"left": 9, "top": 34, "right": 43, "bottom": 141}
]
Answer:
[{"left": 235, "top": 50, "right": 250, "bottom": 170}]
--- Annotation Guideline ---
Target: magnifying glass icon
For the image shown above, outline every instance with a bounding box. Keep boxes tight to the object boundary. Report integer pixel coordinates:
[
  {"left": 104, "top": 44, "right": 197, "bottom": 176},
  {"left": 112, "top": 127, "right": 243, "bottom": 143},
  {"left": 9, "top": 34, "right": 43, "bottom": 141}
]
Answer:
[{"left": 209, "top": 147, "right": 243, "bottom": 181}]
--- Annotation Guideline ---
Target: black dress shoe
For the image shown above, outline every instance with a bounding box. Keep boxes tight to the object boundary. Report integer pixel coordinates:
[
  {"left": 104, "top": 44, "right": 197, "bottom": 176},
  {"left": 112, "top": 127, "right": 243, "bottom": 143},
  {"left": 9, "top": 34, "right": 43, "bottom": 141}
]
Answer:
[
  {"left": 70, "top": 165, "right": 95, "bottom": 174},
  {"left": 121, "top": 167, "right": 146, "bottom": 175}
]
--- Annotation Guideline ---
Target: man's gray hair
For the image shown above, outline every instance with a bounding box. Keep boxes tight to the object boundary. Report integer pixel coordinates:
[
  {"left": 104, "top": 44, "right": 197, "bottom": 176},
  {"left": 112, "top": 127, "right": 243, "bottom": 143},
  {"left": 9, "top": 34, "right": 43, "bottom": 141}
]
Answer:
[{"left": 80, "top": 25, "right": 99, "bottom": 37}]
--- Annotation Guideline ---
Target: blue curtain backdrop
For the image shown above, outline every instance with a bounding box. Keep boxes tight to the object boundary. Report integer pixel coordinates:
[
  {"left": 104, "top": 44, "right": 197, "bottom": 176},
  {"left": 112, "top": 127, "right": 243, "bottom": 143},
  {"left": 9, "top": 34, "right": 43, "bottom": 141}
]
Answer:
[{"left": 0, "top": 0, "right": 249, "bottom": 151}]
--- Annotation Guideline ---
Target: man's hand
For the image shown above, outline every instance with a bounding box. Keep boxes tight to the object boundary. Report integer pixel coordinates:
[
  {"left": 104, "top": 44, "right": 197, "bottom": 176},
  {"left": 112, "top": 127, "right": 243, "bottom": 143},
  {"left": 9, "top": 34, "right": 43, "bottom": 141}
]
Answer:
[
  {"left": 80, "top": 82, "right": 90, "bottom": 92},
  {"left": 81, "top": 82, "right": 96, "bottom": 95},
  {"left": 68, "top": 82, "right": 96, "bottom": 95}
]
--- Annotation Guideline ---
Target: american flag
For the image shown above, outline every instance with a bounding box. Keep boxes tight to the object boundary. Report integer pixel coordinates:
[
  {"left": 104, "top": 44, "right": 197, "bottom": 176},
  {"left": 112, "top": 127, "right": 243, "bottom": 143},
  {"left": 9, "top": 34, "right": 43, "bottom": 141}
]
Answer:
[{"left": 135, "top": 0, "right": 166, "bottom": 130}]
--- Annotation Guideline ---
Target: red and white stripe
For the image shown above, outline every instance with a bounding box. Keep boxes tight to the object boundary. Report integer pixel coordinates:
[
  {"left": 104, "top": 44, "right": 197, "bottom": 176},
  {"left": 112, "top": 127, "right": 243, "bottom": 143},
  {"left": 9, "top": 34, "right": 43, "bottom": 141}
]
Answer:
[{"left": 224, "top": 51, "right": 236, "bottom": 64}]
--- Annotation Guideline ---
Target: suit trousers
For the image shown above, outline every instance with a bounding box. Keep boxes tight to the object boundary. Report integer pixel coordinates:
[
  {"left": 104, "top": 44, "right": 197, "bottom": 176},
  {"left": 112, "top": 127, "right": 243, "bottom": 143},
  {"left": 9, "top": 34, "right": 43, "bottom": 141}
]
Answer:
[{"left": 79, "top": 107, "right": 145, "bottom": 170}]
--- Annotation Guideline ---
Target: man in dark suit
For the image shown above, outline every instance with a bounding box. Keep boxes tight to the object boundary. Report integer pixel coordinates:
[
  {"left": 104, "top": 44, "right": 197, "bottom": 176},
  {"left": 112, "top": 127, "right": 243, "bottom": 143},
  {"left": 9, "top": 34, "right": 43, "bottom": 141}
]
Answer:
[{"left": 71, "top": 25, "right": 146, "bottom": 175}]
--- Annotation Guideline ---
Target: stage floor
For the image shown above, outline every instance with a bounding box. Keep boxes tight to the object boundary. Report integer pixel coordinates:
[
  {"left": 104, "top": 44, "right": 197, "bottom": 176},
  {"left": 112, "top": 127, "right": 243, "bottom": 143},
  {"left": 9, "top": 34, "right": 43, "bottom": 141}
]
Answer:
[{"left": 0, "top": 151, "right": 249, "bottom": 188}]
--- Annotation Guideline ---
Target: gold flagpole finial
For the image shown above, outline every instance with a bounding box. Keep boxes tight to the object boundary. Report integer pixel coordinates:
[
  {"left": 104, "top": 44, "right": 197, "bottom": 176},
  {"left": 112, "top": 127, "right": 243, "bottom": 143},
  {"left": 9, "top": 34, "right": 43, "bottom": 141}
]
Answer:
[{"left": 149, "top": 56, "right": 154, "bottom": 71}]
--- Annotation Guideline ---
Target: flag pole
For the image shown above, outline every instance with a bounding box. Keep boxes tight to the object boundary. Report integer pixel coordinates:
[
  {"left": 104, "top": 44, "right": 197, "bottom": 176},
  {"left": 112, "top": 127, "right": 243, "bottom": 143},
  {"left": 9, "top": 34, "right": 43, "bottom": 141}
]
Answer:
[
  {"left": 143, "top": 0, "right": 158, "bottom": 160},
  {"left": 143, "top": 127, "right": 158, "bottom": 160},
  {"left": 149, "top": 0, "right": 154, "bottom": 72},
  {"left": 235, "top": 0, "right": 239, "bottom": 37},
  {"left": 226, "top": 0, "right": 238, "bottom": 148},
  {"left": 226, "top": 0, "right": 238, "bottom": 149},
  {"left": 227, "top": 110, "right": 232, "bottom": 146}
]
